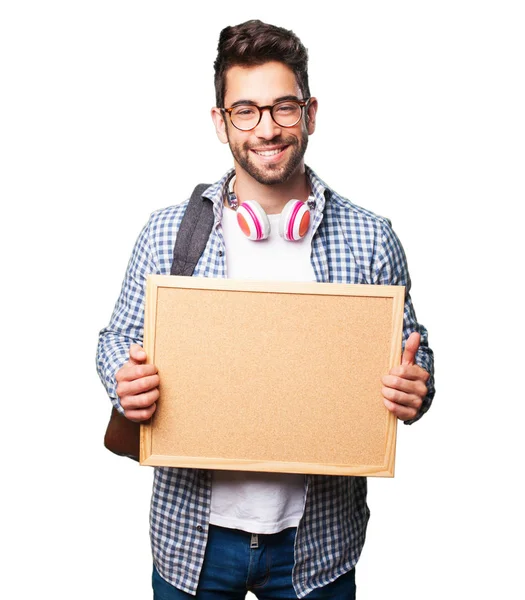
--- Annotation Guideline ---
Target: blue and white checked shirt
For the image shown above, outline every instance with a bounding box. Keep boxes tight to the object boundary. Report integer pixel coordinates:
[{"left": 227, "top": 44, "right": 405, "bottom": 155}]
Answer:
[{"left": 97, "top": 166, "right": 435, "bottom": 598}]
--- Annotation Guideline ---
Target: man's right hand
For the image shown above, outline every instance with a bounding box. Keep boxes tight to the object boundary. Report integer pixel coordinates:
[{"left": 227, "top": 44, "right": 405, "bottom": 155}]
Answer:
[{"left": 115, "top": 344, "right": 159, "bottom": 422}]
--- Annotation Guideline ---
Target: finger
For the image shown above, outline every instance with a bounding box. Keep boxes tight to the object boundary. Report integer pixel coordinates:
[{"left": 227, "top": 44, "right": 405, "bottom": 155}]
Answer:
[
  {"left": 381, "top": 374, "right": 428, "bottom": 398},
  {"left": 124, "top": 402, "right": 157, "bottom": 423},
  {"left": 128, "top": 344, "right": 147, "bottom": 366},
  {"left": 117, "top": 373, "right": 160, "bottom": 396},
  {"left": 383, "top": 398, "right": 419, "bottom": 422},
  {"left": 389, "top": 363, "right": 430, "bottom": 382},
  {"left": 382, "top": 386, "right": 423, "bottom": 411},
  {"left": 120, "top": 387, "right": 160, "bottom": 411},
  {"left": 116, "top": 363, "right": 158, "bottom": 384},
  {"left": 402, "top": 332, "right": 421, "bottom": 366}
]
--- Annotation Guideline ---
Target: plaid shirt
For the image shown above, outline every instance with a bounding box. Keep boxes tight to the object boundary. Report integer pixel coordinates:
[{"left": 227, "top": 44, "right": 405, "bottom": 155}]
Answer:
[{"left": 97, "top": 166, "right": 435, "bottom": 598}]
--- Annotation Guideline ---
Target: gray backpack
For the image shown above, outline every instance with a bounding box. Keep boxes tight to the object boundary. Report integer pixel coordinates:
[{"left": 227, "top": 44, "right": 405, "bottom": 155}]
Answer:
[{"left": 104, "top": 184, "right": 214, "bottom": 460}]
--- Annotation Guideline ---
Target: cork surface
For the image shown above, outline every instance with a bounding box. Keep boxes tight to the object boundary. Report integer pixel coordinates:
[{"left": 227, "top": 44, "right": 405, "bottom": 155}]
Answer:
[{"left": 141, "top": 277, "right": 403, "bottom": 476}]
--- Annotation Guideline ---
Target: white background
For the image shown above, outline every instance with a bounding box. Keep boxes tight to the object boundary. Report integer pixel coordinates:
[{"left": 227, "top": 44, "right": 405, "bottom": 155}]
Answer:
[{"left": 1, "top": 1, "right": 524, "bottom": 598}]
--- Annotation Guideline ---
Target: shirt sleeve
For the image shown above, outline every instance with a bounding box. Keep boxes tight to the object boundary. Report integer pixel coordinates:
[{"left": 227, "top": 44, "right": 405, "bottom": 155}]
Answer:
[
  {"left": 96, "top": 217, "right": 159, "bottom": 412},
  {"left": 374, "top": 219, "right": 435, "bottom": 424}
]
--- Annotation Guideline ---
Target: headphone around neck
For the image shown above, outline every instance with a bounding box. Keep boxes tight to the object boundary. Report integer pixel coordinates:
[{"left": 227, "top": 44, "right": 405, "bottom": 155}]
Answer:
[{"left": 228, "top": 176, "right": 312, "bottom": 242}]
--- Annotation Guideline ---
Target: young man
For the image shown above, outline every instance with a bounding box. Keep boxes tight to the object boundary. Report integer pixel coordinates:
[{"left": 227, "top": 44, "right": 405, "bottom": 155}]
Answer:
[{"left": 97, "top": 20, "right": 434, "bottom": 599}]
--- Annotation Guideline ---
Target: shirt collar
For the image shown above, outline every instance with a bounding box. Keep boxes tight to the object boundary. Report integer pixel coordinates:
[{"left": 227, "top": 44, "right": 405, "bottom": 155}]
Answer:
[{"left": 201, "top": 165, "right": 332, "bottom": 223}]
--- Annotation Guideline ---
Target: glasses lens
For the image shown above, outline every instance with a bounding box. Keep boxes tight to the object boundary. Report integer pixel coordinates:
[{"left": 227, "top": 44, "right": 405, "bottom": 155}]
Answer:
[
  {"left": 231, "top": 105, "right": 260, "bottom": 130},
  {"left": 229, "top": 101, "right": 304, "bottom": 130},
  {"left": 272, "top": 101, "right": 302, "bottom": 127}
]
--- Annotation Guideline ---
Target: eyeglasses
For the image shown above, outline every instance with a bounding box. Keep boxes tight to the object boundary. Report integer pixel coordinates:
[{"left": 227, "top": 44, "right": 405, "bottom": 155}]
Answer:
[{"left": 221, "top": 99, "right": 310, "bottom": 131}]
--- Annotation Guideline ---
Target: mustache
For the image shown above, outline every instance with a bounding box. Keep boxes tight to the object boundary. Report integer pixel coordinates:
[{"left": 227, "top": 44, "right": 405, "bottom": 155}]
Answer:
[{"left": 244, "top": 136, "right": 298, "bottom": 150}]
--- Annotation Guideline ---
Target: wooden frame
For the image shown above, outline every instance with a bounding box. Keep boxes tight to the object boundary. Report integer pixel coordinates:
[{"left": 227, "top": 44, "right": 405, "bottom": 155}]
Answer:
[{"left": 140, "top": 275, "right": 405, "bottom": 477}]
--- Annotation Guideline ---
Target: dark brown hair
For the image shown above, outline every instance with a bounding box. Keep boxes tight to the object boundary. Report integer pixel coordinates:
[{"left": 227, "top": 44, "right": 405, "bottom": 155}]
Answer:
[{"left": 214, "top": 20, "right": 310, "bottom": 107}]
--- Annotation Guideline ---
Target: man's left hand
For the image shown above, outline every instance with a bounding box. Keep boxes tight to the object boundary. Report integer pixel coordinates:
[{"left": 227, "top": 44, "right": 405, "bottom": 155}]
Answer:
[{"left": 381, "top": 332, "right": 430, "bottom": 422}]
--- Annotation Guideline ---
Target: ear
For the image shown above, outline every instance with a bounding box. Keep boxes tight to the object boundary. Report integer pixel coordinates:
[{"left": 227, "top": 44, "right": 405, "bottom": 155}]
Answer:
[
  {"left": 305, "top": 97, "right": 318, "bottom": 135},
  {"left": 211, "top": 107, "right": 229, "bottom": 144}
]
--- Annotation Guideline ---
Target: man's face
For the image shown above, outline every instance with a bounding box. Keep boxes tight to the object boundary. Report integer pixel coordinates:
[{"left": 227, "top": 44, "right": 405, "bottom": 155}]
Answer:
[{"left": 212, "top": 61, "right": 317, "bottom": 186}]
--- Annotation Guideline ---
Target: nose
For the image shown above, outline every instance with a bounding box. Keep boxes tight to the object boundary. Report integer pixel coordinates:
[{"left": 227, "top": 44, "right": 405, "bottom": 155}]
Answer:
[{"left": 254, "top": 107, "right": 281, "bottom": 140}]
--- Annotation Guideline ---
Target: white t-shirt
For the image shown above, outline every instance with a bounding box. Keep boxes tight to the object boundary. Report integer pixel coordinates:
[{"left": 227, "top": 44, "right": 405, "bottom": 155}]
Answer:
[{"left": 209, "top": 204, "right": 316, "bottom": 534}]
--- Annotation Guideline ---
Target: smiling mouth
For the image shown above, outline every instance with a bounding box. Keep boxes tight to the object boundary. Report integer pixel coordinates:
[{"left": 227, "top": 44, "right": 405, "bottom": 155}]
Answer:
[{"left": 251, "top": 145, "right": 289, "bottom": 157}]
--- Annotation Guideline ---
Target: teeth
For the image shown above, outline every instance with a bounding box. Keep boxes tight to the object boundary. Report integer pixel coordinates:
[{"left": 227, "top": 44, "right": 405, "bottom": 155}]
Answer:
[{"left": 254, "top": 148, "right": 283, "bottom": 156}]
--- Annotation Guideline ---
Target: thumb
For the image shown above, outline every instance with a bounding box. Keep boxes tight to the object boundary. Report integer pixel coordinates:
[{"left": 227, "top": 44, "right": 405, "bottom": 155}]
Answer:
[
  {"left": 402, "top": 332, "right": 420, "bottom": 366},
  {"left": 128, "top": 343, "right": 147, "bottom": 366}
]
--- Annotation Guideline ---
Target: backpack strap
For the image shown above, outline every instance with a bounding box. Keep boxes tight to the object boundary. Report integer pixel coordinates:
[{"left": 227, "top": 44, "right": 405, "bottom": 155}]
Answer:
[
  {"left": 171, "top": 184, "right": 214, "bottom": 276},
  {"left": 104, "top": 184, "right": 214, "bottom": 463}
]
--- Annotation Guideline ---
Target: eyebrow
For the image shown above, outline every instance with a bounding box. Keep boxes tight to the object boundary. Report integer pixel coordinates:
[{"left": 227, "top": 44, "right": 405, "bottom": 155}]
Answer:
[{"left": 229, "top": 95, "right": 302, "bottom": 108}]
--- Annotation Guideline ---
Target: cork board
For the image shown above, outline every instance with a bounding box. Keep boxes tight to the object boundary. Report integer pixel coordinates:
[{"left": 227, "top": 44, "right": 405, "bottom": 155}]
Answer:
[{"left": 140, "top": 276, "right": 405, "bottom": 477}]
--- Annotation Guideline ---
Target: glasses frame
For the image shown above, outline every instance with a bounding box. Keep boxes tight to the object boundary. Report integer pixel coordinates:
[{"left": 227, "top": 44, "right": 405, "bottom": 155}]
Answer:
[{"left": 221, "top": 98, "right": 311, "bottom": 131}]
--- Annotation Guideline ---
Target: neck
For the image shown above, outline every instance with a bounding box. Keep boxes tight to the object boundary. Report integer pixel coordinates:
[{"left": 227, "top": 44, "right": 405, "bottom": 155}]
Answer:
[{"left": 232, "top": 163, "right": 310, "bottom": 214}]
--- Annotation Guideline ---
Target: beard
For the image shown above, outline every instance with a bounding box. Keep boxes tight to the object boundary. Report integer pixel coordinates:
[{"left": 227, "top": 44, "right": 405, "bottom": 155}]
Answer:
[{"left": 227, "top": 129, "right": 309, "bottom": 186}]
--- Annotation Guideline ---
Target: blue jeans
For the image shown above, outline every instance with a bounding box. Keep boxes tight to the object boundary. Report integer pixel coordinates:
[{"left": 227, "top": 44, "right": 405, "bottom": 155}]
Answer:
[{"left": 153, "top": 524, "right": 356, "bottom": 599}]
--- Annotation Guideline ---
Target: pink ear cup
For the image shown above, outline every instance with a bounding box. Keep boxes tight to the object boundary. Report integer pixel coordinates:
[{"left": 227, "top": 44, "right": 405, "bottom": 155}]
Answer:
[
  {"left": 279, "top": 200, "right": 310, "bottom": 241},
  {"left": 236, "top": 200, "right": 271, "bottom": 241}
]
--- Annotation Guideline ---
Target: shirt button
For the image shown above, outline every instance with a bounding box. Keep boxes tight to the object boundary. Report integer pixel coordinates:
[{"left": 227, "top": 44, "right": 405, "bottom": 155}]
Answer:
[
  {"left": 218, "top": 251, "right": 223, "bottom": 257},
  {"left": 196, "top": 525, "right": 204, "bottom": 532}
]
